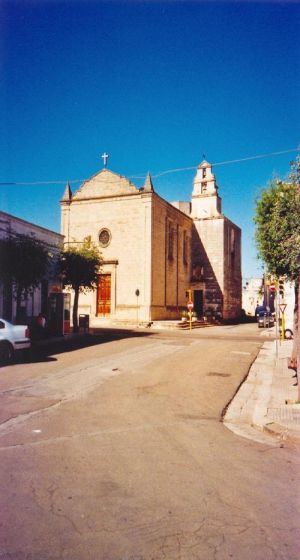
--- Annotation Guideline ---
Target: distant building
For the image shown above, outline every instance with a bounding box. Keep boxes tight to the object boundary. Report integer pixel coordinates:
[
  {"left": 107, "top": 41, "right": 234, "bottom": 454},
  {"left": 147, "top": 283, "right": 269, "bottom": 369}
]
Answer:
[
  {"left": 243, "top": 277, "right": 295, "bottom": 334},
  {"left": 0, "top": 211, "right": 63, "bottom": 322},
  {"left": 60, "top": 159, "right": 242, "bottom": 325},
  {"left": 242, "top": 277, "right": 263, "bottom": 315}
]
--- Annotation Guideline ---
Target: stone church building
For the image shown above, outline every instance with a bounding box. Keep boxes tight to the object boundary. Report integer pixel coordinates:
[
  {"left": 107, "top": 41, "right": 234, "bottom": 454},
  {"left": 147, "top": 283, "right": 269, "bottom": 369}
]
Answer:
[{"left": 60, "top": 159, "right": 241, "bottom": 325}]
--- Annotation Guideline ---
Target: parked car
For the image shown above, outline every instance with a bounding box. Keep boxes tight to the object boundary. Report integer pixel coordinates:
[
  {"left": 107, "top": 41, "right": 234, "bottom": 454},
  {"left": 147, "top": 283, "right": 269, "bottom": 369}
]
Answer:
[
  {"left": 255, "top": 305, "right": 268, "bottom": 320},
  {"left": 0, "top": 318, "right": 31, "bottom": 363},
  {"left": 257, "top": 311, "right": 275, "bottom": 328}
]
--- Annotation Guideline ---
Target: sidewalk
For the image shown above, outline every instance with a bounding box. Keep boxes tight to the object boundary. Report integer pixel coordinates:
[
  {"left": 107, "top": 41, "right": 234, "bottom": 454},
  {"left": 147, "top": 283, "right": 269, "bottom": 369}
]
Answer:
[{"left": 224, "top": 339, "right": 300, "bottom": 446}]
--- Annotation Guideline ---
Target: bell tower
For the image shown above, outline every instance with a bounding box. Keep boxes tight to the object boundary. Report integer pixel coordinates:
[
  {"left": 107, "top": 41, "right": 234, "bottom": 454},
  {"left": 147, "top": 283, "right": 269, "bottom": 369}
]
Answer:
[{"left": 191, "top": 160, "right": 222, "bottom": 218}]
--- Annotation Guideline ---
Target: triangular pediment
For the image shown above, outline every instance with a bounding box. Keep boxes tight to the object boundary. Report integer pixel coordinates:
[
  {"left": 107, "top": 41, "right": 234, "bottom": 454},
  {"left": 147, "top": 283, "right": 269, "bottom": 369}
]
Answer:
[{"left": 72, "top": 169, "right": 140, "bottom": 200}]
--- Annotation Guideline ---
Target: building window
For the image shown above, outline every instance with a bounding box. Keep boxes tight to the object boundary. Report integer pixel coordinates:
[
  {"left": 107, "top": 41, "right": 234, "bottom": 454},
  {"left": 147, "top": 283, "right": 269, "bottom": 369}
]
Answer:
[
  {"left": 230, "top": 228, "right": 235, "bottom": 270},
  {"left": 202, "top": 182, "right": 207, "bottom": 193},
  {"left": 192, "top": 263, "right": 204, "bottom": 281},
  {"left": 98, "top": 228, "right": 111, "bottom": 248},
  {"left": 203, "top": 168, "right": 206, "bottom": 178},
  {"left": 231, "top": 250, "right": 235, "bottom": 270},
  {"left": 168, "top": 222, "right": 174, "bottom": 260},
  {"left": 183, "top": 231, "right": 188, "bottom": 265}
]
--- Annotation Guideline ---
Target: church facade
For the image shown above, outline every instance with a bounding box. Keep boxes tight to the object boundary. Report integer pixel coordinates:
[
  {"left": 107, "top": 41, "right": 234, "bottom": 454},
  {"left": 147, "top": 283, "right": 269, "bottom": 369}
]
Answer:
[{"left": 60, "top": 160, "right": 241, "bottom": 325}]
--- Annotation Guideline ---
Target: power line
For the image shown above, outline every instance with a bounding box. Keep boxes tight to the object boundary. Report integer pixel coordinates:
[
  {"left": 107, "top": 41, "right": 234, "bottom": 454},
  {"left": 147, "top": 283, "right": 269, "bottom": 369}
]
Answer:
[
  {"left": 213, "top": 148, "right": 300, "bottom": 167},
  {"left": 151, "top": 165, "right": 196, "bottom": 179},
  {"left": 151, "top": 148, "right": 300, "bottom": 179},
  {"left": 0, "top": 179, "right": 85, "bottom": 186},
  {"left": 0, "top": 147, "right": 298, "bottom": 186}
]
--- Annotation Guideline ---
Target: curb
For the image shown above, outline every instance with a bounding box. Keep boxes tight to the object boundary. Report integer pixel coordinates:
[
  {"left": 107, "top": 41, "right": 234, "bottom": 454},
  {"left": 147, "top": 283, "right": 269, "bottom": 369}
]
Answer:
[
  {"left": 262, "top": 421, "right": 300, "bottom": 446},
  {"left": 224, "top": 339, "right": 300, "bottom": 446}
]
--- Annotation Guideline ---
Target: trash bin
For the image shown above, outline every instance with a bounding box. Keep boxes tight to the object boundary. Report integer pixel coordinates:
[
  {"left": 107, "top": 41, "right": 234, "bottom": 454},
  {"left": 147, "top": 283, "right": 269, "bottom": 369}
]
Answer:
[{"left": 79, "top": 314, "right": 89, "bottom": 331}]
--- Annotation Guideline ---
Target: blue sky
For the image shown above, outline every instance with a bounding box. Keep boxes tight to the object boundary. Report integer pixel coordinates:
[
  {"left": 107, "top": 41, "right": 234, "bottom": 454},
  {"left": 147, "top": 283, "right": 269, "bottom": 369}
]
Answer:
[{"left": 1, "top": 0, "right": 299, "bottom": 278}]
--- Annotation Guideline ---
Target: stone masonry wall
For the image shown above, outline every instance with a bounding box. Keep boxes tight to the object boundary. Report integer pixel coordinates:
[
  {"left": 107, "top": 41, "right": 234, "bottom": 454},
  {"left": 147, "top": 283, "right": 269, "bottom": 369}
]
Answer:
[
  {"left": 192, "top": 217, "right": 242, "bottom": 319},
  {"left": 223, "top": 218, "right": 242, "bottom": 319},
  {"left": 192, "top": 218, "right": 224, "bottom": 316},
  {"left": 151, "top": 195, "right": 192, "bottom": 320}
]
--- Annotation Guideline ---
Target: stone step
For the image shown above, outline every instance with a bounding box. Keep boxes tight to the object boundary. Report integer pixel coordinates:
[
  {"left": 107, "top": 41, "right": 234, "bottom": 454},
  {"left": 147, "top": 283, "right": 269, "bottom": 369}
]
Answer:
[{"left": 89, "top": 317, "right": 217, "bottom": 331}]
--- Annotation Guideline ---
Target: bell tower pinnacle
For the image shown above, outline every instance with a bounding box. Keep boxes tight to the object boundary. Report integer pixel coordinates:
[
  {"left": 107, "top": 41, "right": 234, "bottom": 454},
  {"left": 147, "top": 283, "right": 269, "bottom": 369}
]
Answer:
[{"left": 191, "top": 160, "right": 222, "bottom": 218}]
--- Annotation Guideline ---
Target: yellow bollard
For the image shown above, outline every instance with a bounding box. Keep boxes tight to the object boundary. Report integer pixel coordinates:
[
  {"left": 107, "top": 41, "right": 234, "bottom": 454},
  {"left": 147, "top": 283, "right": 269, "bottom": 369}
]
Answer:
[{"left": 281, "top": 312, "right": 285, "bottom": 340}]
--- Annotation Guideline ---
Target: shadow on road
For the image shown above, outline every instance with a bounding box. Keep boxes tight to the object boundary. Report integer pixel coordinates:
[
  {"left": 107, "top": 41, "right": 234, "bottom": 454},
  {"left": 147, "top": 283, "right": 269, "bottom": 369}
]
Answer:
[{"left": 8, "top": 328, "right": 154, "bottom": 366}]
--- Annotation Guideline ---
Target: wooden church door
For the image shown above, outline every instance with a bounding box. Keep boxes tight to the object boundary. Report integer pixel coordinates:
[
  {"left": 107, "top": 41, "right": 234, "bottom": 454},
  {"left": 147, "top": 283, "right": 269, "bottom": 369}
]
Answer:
[{"left": 97, "top": 274, "right": 111, "bottom": 316}]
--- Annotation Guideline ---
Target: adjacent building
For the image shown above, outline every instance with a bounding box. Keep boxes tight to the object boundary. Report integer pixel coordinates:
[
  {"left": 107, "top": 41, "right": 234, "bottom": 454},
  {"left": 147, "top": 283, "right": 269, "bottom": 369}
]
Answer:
[
  {"left": 242, "top": 277, "right": 263, "bottom": 316},
  {"left": 0, "top": 211, "right": 63, "bottom": 322},
  {"left": 60, "top": 159, "right": 242, "bottom": 325}
]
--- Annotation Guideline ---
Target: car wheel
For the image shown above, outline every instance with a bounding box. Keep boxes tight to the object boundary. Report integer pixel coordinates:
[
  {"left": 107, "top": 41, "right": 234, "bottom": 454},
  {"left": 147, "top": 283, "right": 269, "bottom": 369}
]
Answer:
[
  {"left": 284, "top": 329, "right": 293, "bottom": 340},
  {"left": 0, "top": 341, "right": 14, "bottom": 364}
]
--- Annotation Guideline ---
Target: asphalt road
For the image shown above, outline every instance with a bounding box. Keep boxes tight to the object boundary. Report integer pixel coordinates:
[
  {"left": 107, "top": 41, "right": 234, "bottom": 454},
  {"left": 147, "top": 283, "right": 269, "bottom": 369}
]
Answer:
[{"left": 0, "top": 323, "right": 299, "bottom": 560}]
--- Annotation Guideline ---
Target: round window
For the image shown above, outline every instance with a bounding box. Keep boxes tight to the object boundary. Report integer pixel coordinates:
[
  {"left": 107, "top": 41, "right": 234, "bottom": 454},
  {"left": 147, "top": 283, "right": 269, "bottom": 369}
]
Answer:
[{"left": 98, "top": 228, "right": 111, "bottom": 248}]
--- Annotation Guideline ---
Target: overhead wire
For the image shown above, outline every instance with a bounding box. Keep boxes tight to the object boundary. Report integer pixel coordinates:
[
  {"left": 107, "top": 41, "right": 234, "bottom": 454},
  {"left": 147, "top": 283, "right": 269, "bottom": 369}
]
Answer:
[
  {"left": 0, "top": 147, "right": 298, "bottom": 187},
  {"left": 150, "top": 148, "right": 300, "bottom": 178}
]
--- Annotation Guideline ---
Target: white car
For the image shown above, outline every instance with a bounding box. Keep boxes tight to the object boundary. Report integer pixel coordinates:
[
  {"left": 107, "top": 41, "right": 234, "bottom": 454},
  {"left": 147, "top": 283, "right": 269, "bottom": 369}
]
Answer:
[{"left": 0, "top": 318, "right": 31, "bottom": 363}]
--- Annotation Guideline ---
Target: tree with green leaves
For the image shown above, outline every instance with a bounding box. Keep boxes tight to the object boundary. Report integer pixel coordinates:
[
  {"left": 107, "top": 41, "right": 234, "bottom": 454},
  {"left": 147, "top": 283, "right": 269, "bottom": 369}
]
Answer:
[
  {"left": 59, "top": 237, "right": 102, "bottom": 332},
  {"left": 254, "top": 155, "right": 300, "bottom": 398},
  {"left": 0, "top": 233, "right": 50, "bottom": 320}
]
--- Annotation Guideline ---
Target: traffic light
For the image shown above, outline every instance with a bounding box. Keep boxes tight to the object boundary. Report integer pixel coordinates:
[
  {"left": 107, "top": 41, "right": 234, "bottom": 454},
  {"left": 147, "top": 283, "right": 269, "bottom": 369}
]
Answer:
[
  {"left": 269, "top": 283, "right": 276, "bottom": 294},
  {"left": 185, "top": 289, "right": 192, "bottom": 300},
  {"left": 279, "top": 279, "right": 284, "bottom": 298}
]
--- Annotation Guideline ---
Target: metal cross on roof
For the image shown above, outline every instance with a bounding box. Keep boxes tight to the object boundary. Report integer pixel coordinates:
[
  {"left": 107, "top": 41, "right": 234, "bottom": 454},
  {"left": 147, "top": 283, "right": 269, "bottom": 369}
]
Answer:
[{"left": 101, "top": 152, "right": 109, "bottom": 168}]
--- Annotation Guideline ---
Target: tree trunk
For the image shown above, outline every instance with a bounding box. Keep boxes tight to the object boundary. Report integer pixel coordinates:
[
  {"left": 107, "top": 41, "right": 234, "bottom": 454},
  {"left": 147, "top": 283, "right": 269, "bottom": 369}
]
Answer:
[
  {"left": 3, "top": 279, "right": 13, "bottom": 321},
  {"left": 287, "top": 280, "right": 299, "bottom": 402},
  {"left": 15, "top": 285, "right": 23, "bottom": 323},
  {"left": 73, "top": 287, "right": 79, "bottom": 333},
  {"left": 297, "top": 277, "right": 300, "bottom": 401},
  {"left": 291, "top": 281, "right": 298, "bottom": 365}
]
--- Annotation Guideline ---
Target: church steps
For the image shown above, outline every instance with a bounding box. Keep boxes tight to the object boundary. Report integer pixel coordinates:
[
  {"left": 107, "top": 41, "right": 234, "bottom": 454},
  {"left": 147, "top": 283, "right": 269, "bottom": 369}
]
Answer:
[{"left": 89, "top": 318, "right": 215, "bottom": 331}]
